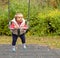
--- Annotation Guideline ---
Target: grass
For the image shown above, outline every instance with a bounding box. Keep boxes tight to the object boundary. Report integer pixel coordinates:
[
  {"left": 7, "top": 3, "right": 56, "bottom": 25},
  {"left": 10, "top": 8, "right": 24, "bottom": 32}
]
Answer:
[{"left": 0, "top": 35, "right": 60, "bottom": 49}]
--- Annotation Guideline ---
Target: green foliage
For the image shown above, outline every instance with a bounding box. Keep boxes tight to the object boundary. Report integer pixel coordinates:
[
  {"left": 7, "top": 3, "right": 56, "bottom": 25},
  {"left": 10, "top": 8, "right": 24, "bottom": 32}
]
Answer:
[
  {"left": 28, "top": 9, "right": 60, "bottom": 36},
  {"left": 0, "top": 10, "right": 11, "bottom": 35},
  {"left": 36, "top": 9, "right": 60, "bottom": 36},
  {"left": 0, "top": 0, "right": 60, "bottom": 36}
]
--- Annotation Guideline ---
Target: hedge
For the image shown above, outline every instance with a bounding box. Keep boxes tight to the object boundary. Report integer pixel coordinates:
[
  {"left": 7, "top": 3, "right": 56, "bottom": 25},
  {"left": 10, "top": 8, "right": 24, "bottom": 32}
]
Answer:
[{"left": 0, "top": 0, "right": 60, "bottom": 36}]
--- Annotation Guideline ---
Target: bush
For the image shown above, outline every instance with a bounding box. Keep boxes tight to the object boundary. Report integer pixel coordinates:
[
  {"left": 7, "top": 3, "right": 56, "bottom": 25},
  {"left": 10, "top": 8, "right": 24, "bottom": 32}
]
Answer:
[
  {"left": 0, "top": 0, "right": 60, "bottom": 36},
  {"left": 0, "top": 10, "right": 11, "bottom": 35},
  {"left": 28, "top": 9, "right": 60, "bottom": 36}
]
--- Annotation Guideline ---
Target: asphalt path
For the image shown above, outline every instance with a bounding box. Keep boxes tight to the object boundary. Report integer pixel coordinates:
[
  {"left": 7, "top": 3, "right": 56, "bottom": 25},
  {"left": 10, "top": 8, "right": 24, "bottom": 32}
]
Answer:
[{"left": 0, "top": 44, "right": 60, "bottom": 58}]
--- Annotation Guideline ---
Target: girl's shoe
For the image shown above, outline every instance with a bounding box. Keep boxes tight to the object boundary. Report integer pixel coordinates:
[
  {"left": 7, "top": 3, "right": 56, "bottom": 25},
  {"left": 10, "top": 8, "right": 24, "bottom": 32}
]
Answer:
[
  {"left": 12, "top": 46, "right": 16, "bottom": 52},
  {"left": 23, "top": 44, "right": 27, "bottom": 49}
]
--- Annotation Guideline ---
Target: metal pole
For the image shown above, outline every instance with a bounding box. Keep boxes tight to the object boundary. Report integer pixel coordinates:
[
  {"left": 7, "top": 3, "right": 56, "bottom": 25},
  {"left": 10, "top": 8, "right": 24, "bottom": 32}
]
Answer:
[
  {"left": 27, "top": 0, "right": 30, "bottom": 27},
  {"left": 28, "top": 0, "right": 30, "bottom": 21},
  {"left": 8, "top": 0, "right": 10, "bottom": 22}
]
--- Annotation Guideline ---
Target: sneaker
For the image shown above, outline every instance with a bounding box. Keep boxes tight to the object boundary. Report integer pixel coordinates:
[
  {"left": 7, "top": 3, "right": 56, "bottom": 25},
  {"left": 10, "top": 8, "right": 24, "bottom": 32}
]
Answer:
[
  {"left": 23, "top": 44, "right": 27, "bottom": 49},
  {"left": 12, "top": 46, "right": 16, "bottom": 52}
]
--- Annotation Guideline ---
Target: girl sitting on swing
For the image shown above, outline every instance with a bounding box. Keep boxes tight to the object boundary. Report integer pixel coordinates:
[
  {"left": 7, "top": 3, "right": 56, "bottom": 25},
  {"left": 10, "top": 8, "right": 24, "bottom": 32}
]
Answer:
[{"left": 9, "top": 13, "right": 28, "bottom": 52}]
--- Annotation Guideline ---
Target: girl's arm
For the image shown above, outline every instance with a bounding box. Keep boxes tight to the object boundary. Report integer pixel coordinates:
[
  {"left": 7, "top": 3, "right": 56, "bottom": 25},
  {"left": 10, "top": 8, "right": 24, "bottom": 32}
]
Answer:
[{"left": 9, "top": 22, "right": 15, "bottom": 29}]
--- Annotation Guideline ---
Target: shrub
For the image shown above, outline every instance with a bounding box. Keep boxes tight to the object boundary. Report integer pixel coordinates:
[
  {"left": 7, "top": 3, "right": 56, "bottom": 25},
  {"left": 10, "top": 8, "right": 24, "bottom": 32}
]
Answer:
[
  {"left": 0, "top": 0, "right": 60, "bottom": 36},
  {"left": 36, "top": 9, "right": 60, "bottom": 36}
]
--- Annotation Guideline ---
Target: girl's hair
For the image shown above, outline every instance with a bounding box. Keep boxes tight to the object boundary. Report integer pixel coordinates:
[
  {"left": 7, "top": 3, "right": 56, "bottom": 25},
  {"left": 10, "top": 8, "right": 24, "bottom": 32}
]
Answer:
[{"left": 14, "top": 13, "right": 23, "bottom": 20}]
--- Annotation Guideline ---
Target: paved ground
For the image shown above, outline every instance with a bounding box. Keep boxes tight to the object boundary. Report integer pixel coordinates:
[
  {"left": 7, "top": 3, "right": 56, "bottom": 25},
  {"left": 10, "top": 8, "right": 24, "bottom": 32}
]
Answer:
[{"left": 0, "top": 44, "right": 60, "bottom": 58}]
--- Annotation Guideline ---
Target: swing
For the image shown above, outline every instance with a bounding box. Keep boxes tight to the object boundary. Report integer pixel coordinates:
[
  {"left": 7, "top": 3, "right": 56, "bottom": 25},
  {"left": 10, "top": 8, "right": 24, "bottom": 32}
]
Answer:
[{"left": 8, "top": 0, "right": 30, "bottom": 35}]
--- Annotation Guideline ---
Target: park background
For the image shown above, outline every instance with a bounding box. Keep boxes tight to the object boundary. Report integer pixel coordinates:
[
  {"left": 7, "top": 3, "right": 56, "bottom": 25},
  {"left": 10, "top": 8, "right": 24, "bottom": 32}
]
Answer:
[{"left": 0, "top": 0, "right": 60, "bottom": 48}]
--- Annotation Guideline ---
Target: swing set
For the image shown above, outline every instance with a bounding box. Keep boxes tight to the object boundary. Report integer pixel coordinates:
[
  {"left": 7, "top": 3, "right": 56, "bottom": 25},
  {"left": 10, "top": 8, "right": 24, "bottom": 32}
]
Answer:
[
  {"left": 8, "top": 0, "right": 30, "bottom": 25},
  {"left": 8, "top": 0, "right": 30, "bottom": 35}
]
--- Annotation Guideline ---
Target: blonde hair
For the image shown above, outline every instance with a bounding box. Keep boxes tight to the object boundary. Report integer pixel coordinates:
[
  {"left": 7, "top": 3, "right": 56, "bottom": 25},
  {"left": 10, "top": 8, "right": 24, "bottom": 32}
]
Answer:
[{"left": 14, "top": 13, "right": 23, "bottom": 20}]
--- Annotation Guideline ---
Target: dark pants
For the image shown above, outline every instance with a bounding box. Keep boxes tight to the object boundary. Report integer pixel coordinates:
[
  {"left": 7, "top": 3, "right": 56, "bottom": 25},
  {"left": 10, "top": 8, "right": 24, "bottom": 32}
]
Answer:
[{"left": 12, "top": 33, "right": 25, "bottom": 46}]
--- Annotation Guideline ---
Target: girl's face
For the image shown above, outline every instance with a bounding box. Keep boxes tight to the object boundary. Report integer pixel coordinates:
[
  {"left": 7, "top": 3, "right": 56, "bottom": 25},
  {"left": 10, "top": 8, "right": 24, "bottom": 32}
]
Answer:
[{"left": 16, "top": 14, "right": 23, "bottom": 23}]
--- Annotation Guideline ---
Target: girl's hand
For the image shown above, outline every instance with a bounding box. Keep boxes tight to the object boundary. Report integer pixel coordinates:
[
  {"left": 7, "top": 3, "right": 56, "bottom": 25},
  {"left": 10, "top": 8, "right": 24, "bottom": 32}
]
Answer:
[
  {"left": 23, "top": 24, "right": 28, "bottom": 30},
  {"left": 14, "top": 26, "right": 19, "bottom": 29},
  {"left": 9, "top": 22, "right": 19, "bottom": 29},
  {"left": 9, "top": 23, "right": 15, "bottom": 29}
]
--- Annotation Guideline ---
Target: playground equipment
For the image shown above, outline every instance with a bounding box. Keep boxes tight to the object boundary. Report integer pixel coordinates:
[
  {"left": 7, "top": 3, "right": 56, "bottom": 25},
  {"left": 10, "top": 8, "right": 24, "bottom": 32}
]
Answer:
[{"left": 8, "top": 0, "right": 30, "bottom": 24}]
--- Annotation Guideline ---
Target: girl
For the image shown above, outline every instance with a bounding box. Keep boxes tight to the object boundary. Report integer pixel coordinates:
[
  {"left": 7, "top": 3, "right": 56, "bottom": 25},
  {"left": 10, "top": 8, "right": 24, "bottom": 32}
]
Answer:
[{"left": 9, "top": 13, "right": 28, "bottom": 52}]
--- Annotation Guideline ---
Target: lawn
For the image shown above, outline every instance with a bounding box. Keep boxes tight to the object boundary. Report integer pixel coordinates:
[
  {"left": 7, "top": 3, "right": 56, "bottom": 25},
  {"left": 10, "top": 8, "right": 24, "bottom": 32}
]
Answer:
[{"left": 0, "top": 35, "right": 60, "bottom": 49}]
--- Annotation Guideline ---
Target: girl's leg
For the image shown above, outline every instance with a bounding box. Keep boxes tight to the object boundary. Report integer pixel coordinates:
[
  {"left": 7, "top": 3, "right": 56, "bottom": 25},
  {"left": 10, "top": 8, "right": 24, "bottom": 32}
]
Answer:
[
  {"left": 12, "top": 34, "right": 18, "bottom": 51},
  {"left": 19, "top": 34, "right": 26, "bottom": 48},
  {"left": 19, "top": 34, "right": 25, "bottom": 44},
  {"left": 12, "top": 34, "right": 18, "bottom": 46}
]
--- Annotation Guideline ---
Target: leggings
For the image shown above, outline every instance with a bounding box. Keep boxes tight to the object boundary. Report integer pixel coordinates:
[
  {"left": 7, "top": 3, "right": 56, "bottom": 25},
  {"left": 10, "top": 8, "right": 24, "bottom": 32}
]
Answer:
[{"left": 12, "top": 33, "right": 25, "bottom": 46}]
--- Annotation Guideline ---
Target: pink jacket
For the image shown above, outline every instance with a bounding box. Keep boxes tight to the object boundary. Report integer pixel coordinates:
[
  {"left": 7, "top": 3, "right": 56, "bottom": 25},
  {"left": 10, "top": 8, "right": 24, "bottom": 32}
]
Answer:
[{"left": 9, "top": 18, "right": 28, "bottom": 35}]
